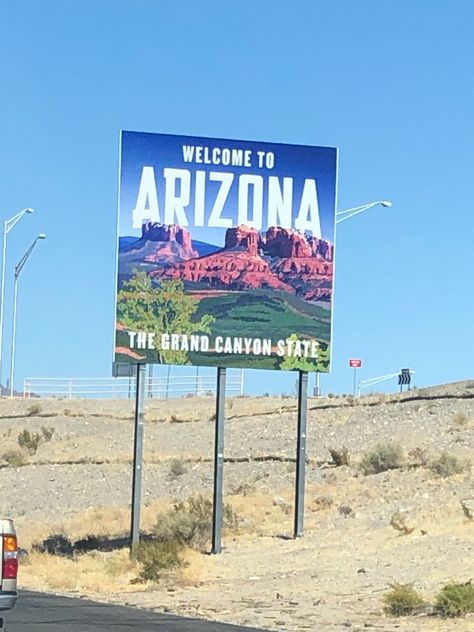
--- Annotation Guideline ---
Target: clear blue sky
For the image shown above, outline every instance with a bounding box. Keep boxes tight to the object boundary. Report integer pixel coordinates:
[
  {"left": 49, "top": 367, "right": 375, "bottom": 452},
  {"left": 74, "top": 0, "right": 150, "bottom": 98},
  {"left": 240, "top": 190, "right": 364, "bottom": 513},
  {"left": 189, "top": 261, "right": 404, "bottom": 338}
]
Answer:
[{"left": 1, "top": 0, "right": 473, "bottom": 396}]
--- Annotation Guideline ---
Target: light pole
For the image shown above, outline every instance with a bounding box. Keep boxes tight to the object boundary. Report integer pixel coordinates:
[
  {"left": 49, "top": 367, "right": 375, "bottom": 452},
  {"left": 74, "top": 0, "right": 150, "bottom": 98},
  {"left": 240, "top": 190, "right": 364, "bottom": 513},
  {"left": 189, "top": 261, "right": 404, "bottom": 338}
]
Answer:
[
  {"left": 9, "top": 234, "right": 46, "bottom": 397},
  {"left": 313, "top": 200, "right": 392, "bottom": 397},
  {"left": 0, "top": 208, "right": 34, "bottom": 391},
  {"left": 336, "top": 200, "right": 392, "bottom": 224}
]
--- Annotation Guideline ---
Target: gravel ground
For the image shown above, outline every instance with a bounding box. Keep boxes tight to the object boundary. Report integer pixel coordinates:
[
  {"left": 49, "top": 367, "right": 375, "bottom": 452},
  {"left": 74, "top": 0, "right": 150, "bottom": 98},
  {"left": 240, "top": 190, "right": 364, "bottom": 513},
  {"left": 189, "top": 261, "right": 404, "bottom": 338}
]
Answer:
[{"left": 1, "top": 380, "right": 473, "bottom": 631}]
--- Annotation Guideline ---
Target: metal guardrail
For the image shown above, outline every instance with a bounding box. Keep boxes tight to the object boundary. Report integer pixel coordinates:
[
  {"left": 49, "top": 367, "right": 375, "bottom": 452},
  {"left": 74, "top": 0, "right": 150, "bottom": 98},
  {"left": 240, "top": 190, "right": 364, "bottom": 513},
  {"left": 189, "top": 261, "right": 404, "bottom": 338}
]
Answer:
[{"left": 23, "top": 369, "right": 245, "bottom": 399}]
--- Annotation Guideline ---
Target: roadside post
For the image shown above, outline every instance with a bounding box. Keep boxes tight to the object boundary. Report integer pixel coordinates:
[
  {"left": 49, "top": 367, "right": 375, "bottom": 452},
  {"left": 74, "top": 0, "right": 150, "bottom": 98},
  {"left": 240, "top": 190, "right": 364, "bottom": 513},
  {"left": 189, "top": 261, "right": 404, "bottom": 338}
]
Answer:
[
  {"left": 130, "top": 363, "right": 146, "bottom": 554},
  {"left": 211, "top": 367, "right": 226, "bottom": 554},
  {"left": 294, "top": 370, "right": 308, "bottom": 538},
  {"left": 398, "top": 368, "right": 411, "bottom": 392},
  {"left": 349, "top": 359, "right": 362, "bottom": 396}
]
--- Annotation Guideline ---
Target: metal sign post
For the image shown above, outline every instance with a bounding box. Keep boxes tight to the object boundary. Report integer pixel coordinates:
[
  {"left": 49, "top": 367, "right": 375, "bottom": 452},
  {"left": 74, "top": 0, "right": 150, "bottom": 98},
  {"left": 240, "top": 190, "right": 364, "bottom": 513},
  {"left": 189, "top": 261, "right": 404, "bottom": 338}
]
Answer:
[
  {"left": 294, "top": 370, "right": 308, "bottom": 538},
  {"left": 349, "top": 359, "right": 362, "bottom": 396},
  {"left": 130, "top": 363, "right": 146, "bottom": 554},
  {"left": 398, "top": 368, "right": 411, "bottom": 392},
  {"left": 212, "top": 367, "right": 226, "bottom": 554}
]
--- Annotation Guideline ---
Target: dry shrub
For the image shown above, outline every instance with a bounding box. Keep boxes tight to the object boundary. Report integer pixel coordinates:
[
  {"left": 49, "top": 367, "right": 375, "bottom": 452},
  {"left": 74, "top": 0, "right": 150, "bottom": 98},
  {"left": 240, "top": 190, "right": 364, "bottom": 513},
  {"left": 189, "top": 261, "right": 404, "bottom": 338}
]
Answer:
[
  {"left": 360, "top": 443, "right": 403, "bottom": 475},
  {"left": 168, "top": 458, "right": 187, "bottom": 480},
  {"left": 314, "top": 495, "right": 333, "bottom": 510},
  {"left": 27, "top": 403, "right": 42, "bottom": 416},
  {"left": 2, "top": 449, "right": 28, "bottom": 467},
  {"left": 383, "top": 583, "right": 425, "bottom": 616},
  {"left": 154, "top": 495, "right": 238, "bottom": 551},
  {"left": 134, "top": 540, "right": 184, "bottom": 582},
  {"left": 452, "top": 412, "right": 469, "bottom": 429},
  {"left": 17, "top": 429, "right": 42, "bottom": 455},
  {"left": 435, "top": 581, "right": 474, "bottom": 618},
  {"left": 429, "top": 452, "right": 465, "bottom": 478},
  {"left": 170, "top": 414, "right": 190, "bottom": 423},
  {"left": 329, "top": 447, "right": 350, "bottom": 467},
  {"left": 41, "top": 425, "right": 55, "bottom": 442},
  {"left": 104, "top": 549, "right": 136, "bottom": 577},
  {"left": 408, "top": 447, "right": 429, "bottom": 467},
  {"left": 230, "top": 482, "right": 255, "bottom": 496}
]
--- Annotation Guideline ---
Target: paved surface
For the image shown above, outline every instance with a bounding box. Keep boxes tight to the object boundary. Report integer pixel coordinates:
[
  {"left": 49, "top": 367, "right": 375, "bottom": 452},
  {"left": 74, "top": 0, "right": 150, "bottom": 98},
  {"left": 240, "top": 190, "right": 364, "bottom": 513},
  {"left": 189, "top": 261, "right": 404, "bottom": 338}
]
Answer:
[{"left": 4, "top": 591, "right": 269, "bottom": 631}]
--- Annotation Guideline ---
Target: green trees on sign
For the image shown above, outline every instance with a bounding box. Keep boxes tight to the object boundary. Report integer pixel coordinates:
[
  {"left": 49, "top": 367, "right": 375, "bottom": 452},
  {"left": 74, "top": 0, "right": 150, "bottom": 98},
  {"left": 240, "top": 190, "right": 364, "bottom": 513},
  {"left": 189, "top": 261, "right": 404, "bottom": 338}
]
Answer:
[
  {"left": 279, "top": 335, "right": 330, "bottom": 372},
  {"left": 117, "top": 271, "right": 214, "bottom": 365}
]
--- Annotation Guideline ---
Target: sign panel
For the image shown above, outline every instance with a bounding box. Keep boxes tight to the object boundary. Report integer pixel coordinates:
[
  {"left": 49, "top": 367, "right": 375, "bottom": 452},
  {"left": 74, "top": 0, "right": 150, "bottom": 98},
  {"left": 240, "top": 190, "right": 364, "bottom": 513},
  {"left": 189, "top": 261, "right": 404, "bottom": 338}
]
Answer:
[
  {"left": 349, "top": 359, "right": 362, "bottom": 368},
  {"left": 114, "top": 131, "right": 338, "bottom": 372}
]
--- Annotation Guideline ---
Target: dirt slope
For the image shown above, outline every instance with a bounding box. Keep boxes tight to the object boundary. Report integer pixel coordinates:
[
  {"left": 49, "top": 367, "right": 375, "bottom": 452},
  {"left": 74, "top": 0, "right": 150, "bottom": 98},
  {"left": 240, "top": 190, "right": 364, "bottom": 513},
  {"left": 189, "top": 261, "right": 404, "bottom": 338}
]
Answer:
[{"left": 1, "top": 381, "right": 473, "bottom": 631}]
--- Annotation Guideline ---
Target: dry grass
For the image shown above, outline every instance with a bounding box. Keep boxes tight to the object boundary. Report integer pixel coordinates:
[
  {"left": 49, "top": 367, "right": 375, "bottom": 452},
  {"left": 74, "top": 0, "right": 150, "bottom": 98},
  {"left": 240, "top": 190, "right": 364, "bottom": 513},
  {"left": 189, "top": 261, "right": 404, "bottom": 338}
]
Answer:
[
  {"left": 20, "top": 489, "right": 301, "bottom": 593},
  {"left": 22, "top": 549, "right": 145, "bottom": 593}
]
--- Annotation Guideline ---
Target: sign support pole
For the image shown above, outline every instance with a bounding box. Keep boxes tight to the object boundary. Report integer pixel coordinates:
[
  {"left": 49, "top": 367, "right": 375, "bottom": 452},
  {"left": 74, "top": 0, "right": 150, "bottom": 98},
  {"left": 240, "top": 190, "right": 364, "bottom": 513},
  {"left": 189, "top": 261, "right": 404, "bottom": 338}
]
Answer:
[
  {"left": 130, "top": 363, "right": 146, "bottom": 555},
  {"left": 353, "top": 367, "right": 357, "bottom": 397},
  {"left": 294, "top": 370, "right": 308, "bottom": 538},
  {"left": 212, "top": 366, "right": 226, "bottom": 554}
]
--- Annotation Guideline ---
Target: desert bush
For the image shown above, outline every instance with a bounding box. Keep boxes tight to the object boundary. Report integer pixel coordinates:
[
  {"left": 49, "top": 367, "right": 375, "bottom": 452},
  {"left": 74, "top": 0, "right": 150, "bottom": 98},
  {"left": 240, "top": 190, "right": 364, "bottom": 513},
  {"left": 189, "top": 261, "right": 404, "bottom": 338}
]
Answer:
[
  {"left": 135, "top": 540, "right": 183, "bottom": 582},
  {"left": 314, "top": 495, "right": 334, "bottom": 510},
  {"left": 390, "top": 511, "right": 415, "bottom": 535},
  {"left": 2, "top": 449, "right": 28, "bottom": 467},
  {"left": 360, "top": 443, "right": 403, "bottom": 476},
  {"left": 383, "top": 583, "right": 425, "bottom": 616},
  {"left": 104, "top": 550, "right": 136, "bottom": 578},
  {"left": 407, "top": 447, "right": 429, "bottom": 467},
  {"left": 168, "top": 458, "right": 187, "bottom": 479},
  {"left": 27, "top": 403, "right": 42, "bottom": 416},
  {"left": 453, "top": 412, "right": 469, "bottom": 429},
  {"left": 17, "top": 429, "right": 42, "bottom": 455},
  {"left": 329, "top": 447, "right": 350, "bottom": 467},
  {"left": 230, "top": 482, "right": 255, "bottom": 496},
  {"left": 434, "top": 581, "right": 474, "bottom": 617},
  {"left": 360, "top": 443, "right": 404, "bottom": 475},
  {"left": 41, "top": 425, "right": 55, "bottom": 442},
  {"left": 429, "top": 452, "right": 465, "bottom": 478},
  {"left": 154, "top": 495, "right": 238, "bottom": 551}
]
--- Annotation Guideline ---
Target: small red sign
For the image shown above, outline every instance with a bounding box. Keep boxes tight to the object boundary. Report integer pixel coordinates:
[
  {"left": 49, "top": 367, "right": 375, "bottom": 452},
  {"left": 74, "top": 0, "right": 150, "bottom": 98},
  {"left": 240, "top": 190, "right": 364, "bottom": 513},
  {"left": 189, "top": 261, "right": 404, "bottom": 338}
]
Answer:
[{"left": 349, "top": 359, "right": 362, "bottom": 368}]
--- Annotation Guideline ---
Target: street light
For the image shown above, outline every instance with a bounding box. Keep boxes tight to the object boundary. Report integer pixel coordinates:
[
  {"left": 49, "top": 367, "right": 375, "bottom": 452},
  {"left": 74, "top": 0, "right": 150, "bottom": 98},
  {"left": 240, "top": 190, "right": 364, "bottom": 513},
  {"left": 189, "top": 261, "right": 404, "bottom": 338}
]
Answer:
[
  {"left": 336, "top": 200, "right": 392, "bottom": 224},
  {"left": 0, "top": 208, "right": 34, "bottom": 390},
  {"left": 9, "top": 233, "right": 46, "bottom": 397},
  {"left": 313, "top": 199, "right": 392, "bottom": 397}
]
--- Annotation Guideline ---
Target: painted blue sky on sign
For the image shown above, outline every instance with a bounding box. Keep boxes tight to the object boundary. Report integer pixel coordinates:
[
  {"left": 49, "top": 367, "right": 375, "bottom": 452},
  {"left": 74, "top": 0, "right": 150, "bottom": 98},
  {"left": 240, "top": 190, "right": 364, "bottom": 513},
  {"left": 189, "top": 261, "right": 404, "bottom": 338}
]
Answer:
[{"left": 119, "top": 131, "right": 337, "bottom": 245}]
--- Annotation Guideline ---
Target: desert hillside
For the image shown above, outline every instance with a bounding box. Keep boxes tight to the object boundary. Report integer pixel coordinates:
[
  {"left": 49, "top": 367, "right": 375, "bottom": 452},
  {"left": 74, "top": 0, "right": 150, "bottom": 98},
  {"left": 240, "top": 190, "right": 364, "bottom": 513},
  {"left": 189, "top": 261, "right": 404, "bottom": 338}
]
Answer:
[{"left": 1, "top": 381, "right": 473, "bottom": 631}]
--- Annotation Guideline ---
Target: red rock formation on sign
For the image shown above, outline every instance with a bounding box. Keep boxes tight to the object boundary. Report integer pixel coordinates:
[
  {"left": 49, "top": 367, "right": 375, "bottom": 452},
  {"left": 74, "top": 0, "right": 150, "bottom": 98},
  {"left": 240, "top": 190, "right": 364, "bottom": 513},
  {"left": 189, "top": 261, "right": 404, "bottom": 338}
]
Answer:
[
  {"left": 309, "top": 237, "right": 334, "bottom": 261},
  {"left": 262, "top": 226, "right": 333, "bottom": 261},
  {"left": 141, "top": 222, "right": 197, "bottom": 259},
  {"left": 225, "top": 225, "right": 259, "bottom": 255},
  {"left": 159, "top": 249, "right": 293, "bottom": 292},
  {"left": 263, "top": 226, "right": 313, "bottom": 258},
  {"left": 145, "top": 223, "right": 334, "bottom": 301}
]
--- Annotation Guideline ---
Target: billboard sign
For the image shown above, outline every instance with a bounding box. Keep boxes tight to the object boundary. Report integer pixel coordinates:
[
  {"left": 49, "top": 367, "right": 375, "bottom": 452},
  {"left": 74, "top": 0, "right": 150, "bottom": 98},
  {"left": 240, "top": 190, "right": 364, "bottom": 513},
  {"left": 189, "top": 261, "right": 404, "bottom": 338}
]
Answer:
[
  {"left": 114, "top": 131, "right": 338, "bottom": 372},
  {"left": 349, "top": 359, "right": 362, "bottom": 368}
]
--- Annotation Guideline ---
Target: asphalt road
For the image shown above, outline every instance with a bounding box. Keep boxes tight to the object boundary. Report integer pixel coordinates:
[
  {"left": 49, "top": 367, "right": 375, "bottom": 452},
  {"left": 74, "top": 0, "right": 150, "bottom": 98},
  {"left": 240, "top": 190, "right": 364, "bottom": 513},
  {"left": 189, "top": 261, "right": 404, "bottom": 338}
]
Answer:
[{"left": 4, "top": 591, "right": 269, "bottom": 632}]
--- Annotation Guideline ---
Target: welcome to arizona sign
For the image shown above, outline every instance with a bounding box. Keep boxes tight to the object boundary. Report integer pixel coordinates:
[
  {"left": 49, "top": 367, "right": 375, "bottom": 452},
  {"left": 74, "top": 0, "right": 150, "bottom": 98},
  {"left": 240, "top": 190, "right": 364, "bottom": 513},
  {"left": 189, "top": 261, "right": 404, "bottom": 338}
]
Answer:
[{"left": 114, "top": 131, "right": 337, "bottom": 372}]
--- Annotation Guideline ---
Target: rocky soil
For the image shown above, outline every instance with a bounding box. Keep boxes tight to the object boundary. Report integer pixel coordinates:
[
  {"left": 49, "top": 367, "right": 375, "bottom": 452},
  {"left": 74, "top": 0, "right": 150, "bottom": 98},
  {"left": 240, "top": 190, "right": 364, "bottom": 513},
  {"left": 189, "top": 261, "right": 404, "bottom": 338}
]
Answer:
[{"left": 1, "top": 380, "right": 473, "bottom": 631}]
